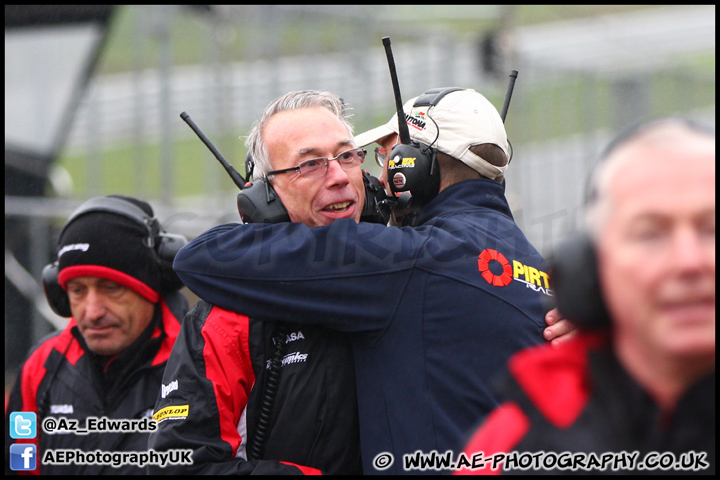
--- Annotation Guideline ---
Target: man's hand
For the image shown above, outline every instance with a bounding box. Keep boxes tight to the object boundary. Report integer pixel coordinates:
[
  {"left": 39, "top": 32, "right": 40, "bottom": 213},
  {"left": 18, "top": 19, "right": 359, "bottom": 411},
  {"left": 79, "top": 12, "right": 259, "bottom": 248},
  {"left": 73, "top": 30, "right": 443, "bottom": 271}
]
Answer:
[{"left": 543, "top": 308, "right": 578, "bottom": 347}]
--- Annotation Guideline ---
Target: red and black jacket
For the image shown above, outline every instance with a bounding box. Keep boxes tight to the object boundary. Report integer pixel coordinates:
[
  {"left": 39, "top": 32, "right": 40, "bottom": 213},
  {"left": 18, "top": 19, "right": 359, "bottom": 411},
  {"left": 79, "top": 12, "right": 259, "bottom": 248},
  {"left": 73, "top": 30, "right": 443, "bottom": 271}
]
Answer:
[
  {"left": 147, "top": 300, "right": 362, "bottom": 475},
  {"left": 4, "top": 290, "right": 188, "bottom": 475},
  {"left": 456, "top": 333, "right": 715, "bottom": 475}
]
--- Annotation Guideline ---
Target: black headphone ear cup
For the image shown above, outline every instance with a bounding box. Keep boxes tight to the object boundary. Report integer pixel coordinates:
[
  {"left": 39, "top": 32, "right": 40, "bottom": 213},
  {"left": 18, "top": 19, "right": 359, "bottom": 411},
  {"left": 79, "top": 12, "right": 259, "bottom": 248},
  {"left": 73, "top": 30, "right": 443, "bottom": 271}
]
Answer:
[
  {"left": 549, "top": 232, "right": 611, "bottom": 329},
  {"left": 236, "top": 179, "right": 291, "bottom": 224},
  {"left": 155, "top": 233, "right": 188, "bottom": 293},
  {"left": 387, "top": 143, "right": 440, "bottom": 209},
  {"left": 360, "top": 171, "right": 392, "bottom": 225},
  {"left": 42, "top": 262, "right": 72, "bottom": 318}
]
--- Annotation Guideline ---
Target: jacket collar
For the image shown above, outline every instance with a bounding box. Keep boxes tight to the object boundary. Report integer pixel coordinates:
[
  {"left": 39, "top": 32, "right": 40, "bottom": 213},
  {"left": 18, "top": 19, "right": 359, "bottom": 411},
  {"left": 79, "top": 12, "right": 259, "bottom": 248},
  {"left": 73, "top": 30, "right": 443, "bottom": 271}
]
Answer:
[{"left": 416, "top": 178, "right": 513, "bottom": 225}]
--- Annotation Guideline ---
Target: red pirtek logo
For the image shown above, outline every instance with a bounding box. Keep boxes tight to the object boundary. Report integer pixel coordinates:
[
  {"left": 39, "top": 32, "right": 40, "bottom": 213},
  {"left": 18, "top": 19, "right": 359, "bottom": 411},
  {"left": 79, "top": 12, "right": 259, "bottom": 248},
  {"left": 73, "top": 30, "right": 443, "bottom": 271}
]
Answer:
[{"left": 477, "top": 248, "right": 513, "bottom": 286}]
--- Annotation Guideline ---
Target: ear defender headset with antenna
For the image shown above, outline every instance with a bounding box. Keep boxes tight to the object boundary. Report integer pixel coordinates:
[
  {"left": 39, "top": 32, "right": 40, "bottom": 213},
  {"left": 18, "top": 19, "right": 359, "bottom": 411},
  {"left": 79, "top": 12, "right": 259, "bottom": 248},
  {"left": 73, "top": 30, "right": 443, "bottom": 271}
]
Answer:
[
  {"left": 41, "top": 196, "right": 188, "bottom": 318},
  {"left": 386, "top": 87, "right": 460, "bottom": 215},
  {"left": 380, "top": 37, "right": 518, "bottom": 226}
]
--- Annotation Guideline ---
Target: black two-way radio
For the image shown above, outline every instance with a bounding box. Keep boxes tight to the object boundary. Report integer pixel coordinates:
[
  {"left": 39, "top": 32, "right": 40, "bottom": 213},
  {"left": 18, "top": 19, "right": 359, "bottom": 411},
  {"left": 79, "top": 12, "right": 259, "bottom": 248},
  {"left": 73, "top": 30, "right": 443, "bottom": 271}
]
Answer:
[
  {"left": 181, "top": 112, "right": 391, "bottom": 225},
  {"left": 380, "top": 37, "right": 518, "bottom": 225}
]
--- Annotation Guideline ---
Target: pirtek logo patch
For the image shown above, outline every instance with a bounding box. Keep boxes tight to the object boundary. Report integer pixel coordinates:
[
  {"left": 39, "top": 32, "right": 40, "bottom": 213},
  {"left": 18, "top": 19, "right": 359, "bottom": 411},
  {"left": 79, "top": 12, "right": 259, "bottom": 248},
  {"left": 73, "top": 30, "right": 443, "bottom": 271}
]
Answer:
[
  {"left": 478, "top": 248, "right": 553, "bottom": 295},
  {"left": 478, "top": 249, "right": 513, "bottom": 286}
]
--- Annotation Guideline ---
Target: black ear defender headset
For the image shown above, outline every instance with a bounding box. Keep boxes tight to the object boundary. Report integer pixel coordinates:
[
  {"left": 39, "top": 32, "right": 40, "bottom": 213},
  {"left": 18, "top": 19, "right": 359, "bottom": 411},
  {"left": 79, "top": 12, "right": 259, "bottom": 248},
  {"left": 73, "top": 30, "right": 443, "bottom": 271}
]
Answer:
[
  {"left": 41, "top": 196, "right": 188, "bottom": 318},
  {"left": 380, "top": 38, "right": 446, "bottom": 224},
  {"left": 545, "top": 120, "right": 658, "bottom": 330}
]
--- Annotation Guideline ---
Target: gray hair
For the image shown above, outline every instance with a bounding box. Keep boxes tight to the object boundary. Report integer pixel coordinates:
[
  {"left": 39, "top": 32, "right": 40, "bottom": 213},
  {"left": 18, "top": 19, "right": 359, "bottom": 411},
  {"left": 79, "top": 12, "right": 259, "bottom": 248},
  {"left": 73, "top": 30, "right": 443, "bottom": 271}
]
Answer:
[
  {"left": 584, "top": 116, "right": 715, "bottom": 238},
  {"left": 244, "top": 90, "right": 354, "bottom": 181}
]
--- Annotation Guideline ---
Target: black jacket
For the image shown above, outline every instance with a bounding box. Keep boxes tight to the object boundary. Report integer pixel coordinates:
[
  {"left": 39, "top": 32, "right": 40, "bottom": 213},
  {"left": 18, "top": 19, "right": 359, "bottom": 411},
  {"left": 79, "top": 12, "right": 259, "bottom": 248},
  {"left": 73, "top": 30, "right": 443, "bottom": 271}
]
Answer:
[
  {"left": 4, "top": 290, "right": 188, "bottom": 475},
  {"left": 458, "top": 333, "right": 715, "bottom": 475},
  {"left": 147, "top": 300, "right": 362, "bottom": 475}
]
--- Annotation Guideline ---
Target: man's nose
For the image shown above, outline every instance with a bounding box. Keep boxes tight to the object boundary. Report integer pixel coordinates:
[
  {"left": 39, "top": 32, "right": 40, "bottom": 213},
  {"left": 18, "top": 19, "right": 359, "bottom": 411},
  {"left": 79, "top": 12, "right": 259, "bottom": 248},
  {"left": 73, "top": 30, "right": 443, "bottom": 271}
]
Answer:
[
  {"left": 324, "top": 158, "right": 351, "bottom": 186},
  {"left": 84, "top": 288, "right": 107, "bottom": 321},
  {"left": 668, "top": 226, "right": 714, "bottom": 277}
]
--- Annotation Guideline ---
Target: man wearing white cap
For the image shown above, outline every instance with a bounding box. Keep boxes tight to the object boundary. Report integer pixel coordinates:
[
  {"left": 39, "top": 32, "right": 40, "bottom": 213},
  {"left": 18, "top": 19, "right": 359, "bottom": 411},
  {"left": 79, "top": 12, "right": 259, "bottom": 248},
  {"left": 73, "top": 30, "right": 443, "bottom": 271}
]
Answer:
[
  {"left": 172, "top": 88, "right": 555, "bottom": 474},
  {"left": 358, "top": 88, "right": 575, "bottom": 346},
  {"left": 355, "top": 87, "right": 512, "bottom": 225}
]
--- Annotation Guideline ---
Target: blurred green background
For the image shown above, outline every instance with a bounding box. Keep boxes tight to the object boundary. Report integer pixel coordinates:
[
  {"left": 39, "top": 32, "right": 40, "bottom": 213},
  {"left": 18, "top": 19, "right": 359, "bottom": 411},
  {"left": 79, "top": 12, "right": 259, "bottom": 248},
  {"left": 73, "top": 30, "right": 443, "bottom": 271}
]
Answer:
[{"left": 54, "top": 5, "right": 714, "bottom": 202}]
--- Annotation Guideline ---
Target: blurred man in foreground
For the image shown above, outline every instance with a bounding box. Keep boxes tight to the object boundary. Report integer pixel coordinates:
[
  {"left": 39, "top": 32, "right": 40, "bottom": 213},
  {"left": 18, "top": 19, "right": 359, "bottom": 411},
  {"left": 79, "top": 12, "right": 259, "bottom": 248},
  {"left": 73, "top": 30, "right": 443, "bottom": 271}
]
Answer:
[{"left": 456, "top": 117, "right": 715, "bottom": 475}]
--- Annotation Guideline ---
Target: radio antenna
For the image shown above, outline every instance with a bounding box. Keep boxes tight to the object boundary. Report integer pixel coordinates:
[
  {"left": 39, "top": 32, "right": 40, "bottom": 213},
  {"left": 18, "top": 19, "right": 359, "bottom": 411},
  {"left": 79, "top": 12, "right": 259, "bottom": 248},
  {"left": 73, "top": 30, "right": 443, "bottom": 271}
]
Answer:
[
  {"left": 500, "top": 70, "right": 518, "bottom": 123},
  {"left": 382, "top": 37, "right": 411, "bottom": 145},
  {"left": 180, "top": 111, "right": 247, "bottom": 189}
]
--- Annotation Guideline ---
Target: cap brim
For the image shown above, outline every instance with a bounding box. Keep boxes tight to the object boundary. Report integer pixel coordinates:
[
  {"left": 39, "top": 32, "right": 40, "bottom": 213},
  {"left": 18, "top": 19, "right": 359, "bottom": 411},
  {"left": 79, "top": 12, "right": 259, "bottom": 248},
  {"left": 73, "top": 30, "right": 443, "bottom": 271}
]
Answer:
[{"left": 354, "top": 124, "right": 396, "bottom": 148}]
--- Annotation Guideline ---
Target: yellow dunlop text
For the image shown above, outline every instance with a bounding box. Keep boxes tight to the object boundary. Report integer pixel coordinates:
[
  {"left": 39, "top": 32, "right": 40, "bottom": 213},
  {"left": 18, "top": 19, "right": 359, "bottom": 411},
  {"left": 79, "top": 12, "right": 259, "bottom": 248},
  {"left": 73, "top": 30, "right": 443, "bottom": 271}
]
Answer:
[{"left": 153, "top": 405, "right": 189, "bottom": 423}]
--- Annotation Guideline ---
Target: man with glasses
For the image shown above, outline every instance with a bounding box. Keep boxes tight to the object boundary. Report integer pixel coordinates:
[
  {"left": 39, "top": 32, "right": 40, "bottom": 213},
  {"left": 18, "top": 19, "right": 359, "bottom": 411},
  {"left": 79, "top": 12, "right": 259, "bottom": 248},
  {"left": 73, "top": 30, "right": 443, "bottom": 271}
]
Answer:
[
  {"left": 148, "top": 91, "right": 364, "bottom": 474},
  {"left": 169, "top": 88, "right": 565, "bottom": 474}
]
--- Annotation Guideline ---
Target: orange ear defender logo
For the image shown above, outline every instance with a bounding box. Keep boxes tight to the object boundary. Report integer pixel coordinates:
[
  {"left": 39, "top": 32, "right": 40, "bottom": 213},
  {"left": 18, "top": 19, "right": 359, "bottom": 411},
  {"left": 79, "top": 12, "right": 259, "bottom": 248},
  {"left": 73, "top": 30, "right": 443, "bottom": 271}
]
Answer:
[{"left": 478, "top": 248, "right": 513, "bottom": 286}]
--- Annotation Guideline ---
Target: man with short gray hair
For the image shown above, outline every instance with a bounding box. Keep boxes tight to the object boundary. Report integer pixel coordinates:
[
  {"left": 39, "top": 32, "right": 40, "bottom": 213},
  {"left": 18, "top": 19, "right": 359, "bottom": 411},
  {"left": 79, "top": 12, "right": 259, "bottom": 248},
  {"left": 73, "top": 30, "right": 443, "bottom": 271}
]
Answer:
[
  {"left": 457, "top": 117, "right": 715, "bottom": 475},
  {"left": 149, "top": 90, "right": 365, "bottom": 475}
]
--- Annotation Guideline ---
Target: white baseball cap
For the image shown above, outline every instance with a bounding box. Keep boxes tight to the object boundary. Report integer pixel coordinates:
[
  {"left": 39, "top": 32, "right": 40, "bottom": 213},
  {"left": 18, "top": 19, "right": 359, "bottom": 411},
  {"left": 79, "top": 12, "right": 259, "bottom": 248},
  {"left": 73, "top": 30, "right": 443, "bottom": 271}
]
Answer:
[{"left": 354, "top": 89, "right": 509, "bottom": 180}]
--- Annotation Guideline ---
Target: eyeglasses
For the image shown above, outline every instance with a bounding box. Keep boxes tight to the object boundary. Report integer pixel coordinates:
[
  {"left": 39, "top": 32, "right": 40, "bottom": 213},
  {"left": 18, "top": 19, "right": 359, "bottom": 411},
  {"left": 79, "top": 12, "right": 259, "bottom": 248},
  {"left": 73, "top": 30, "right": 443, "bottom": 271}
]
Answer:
[
  {"left": 374, "top": 147, "right": 388, "bottom": 167},
  {"left": 374, "top": 145, "right": 400, "bottom": 167},
  {"left": 266, "top": 148, "right": 366, "bottom": 179}
]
